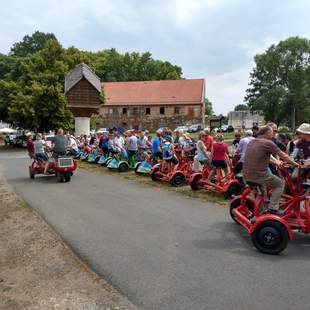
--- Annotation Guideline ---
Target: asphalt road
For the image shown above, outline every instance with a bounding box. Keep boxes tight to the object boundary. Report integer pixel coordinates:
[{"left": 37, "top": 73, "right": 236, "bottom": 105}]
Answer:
[{"left": 1, "top": 149, "right": 310, "bottom": 310}]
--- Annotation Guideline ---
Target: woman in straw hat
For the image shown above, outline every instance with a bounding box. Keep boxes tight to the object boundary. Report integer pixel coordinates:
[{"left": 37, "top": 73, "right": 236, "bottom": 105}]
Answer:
[{"left": 292, "top": 123, "right": 310, "bottom": 161}]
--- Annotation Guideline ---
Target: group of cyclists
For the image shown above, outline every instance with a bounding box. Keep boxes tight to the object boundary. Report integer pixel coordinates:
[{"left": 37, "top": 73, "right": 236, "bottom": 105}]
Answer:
[{"left": 26, "top": 122, "right": 310, "bottom": 211}]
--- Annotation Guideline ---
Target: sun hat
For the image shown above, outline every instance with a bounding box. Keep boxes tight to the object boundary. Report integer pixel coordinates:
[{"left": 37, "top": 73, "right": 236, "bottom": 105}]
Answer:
[
  {"left": 245, "top": 129, "right": 253, "bottom": 136},
  {"left": 296, "top": 123, "right": 310, "bottom": 135}
]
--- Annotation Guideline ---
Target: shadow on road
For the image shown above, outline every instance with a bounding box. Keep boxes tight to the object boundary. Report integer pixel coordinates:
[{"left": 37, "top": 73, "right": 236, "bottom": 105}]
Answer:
[{"left": 193, "top": 221, "right": 310, "bottom": 261}]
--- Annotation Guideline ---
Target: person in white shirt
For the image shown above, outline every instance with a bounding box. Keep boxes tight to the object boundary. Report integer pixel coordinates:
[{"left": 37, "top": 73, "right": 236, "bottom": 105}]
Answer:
[
  {"left": 234, "top": 130, "right": 255, "bottom": 175},
  {"left": 126, "top": 130, "right": 138, "bottom": 159},
  {"left": 66, "top": 133, "right": 78, "bottom": 156}
]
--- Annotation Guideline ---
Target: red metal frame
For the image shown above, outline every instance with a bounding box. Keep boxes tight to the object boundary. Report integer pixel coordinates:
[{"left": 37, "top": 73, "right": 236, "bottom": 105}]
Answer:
[
  {"left": 29, "top": 157, "right": 77, "bottom": 178},
  {"left": 189, "top": 158, "right": 241, "bottom": 196},
  {"left": 232, "top": 166, "right": 310, "bottom": 241}
]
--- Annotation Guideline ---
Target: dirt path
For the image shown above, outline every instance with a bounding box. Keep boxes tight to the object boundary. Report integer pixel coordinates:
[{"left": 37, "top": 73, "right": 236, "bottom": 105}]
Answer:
[{"left": 0, "top": 170, "right": 136, "bottom": 310}]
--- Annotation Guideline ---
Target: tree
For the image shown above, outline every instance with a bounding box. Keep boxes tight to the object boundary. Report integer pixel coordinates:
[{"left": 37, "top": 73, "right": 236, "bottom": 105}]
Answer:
[
  {"left": 204, "top": 98, "right": 214, "bottom": 116},
  {"left": 7, "top": 39, "right": 73, "bottom": 131},
  {"left": 10, "top": 31, "right": 56, "bottom": 57},
  {"left": 1, "top": 31, "right": 184, "bottom": 129},
  {"left": 234, "top": 104, "right": 249, "bottom": 111},
  {"left": 245, "top": 37, "right": 310, "bottom": 129}
]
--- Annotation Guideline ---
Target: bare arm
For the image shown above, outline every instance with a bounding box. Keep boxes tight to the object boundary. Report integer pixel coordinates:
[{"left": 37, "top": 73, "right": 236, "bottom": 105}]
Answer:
[{"left": 278, "top": 151, "right": 299, "bottom": 167}]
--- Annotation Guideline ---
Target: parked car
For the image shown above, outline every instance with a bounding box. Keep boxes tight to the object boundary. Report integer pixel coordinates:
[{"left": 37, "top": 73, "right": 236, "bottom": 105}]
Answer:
[
  {"left": 216, "top": 125, "right": 229, "bottom": 133},
  {"left": 227, "top": 125, "right": 234, "bottom": 132},
  {"left": 14, "top": 135, "right": 27, "bottom": 147},
  {"left": 44, "top": 134, "right": 55, "bottom": 148},
  {"left": 156, "top": 127, "right": 168, "bottom": 134},
  {"left": 187, "top": 124, "right": 203, "bottom": 133},
  {"left": 97, "top": 128, "right": 108, "bottom": 134},
  {"left": 174, "top": 126, "right": 189, "bottom": 132}
]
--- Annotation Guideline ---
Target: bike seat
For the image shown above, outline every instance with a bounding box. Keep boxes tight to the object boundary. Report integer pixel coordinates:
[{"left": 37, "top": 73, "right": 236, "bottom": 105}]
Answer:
[
  {"left": 246, "top": 181, "right": 261, "bottom": 189},
  {"left": 302, "top": 181, "right": 310, "bottom": 190}
]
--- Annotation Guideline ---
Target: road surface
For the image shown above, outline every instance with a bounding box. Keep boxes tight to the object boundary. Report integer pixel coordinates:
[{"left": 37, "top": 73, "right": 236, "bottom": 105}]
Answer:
[{"left": 1, "top": 149, "right": 310, "bottom": 310}]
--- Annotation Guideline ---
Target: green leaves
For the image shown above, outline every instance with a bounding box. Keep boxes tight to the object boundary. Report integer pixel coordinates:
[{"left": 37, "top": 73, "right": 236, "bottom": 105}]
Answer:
[
  {"left": 245, "top": 36, "right": 310, "bottom": 129},
  {"left": 0, "top": 31, "right": 183, "bottom": 131}
]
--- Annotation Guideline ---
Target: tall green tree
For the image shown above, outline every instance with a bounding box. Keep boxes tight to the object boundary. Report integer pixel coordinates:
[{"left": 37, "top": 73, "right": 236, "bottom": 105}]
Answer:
[
  {"left": 245, "top": 37, "right": 310, "bottom": 129},
  {"left": 10, "top": 31, "right": 57, "bottom": 57},
  {"left": 7, "top": 39, "right": 73, "bottom": 131},
  {"left": 204, "top": 98, "right": 214, "bottom": 116}
]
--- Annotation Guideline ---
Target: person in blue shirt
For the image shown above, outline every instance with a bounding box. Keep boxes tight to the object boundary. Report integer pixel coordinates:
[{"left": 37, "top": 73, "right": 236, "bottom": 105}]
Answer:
[{"left": 152, "top": 132, "right": 162, "bottom": 159}]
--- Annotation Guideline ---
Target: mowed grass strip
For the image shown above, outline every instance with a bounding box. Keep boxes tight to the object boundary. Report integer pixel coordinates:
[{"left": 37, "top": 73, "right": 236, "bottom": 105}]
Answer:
[{"left": 78, "top": 161, "right": 227, "bottom": 206}]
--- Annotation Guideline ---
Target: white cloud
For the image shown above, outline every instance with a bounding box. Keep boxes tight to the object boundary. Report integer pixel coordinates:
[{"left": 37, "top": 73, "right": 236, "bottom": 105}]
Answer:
[{"left": 205, "top": 65, "right": 252, "bottom": 115}]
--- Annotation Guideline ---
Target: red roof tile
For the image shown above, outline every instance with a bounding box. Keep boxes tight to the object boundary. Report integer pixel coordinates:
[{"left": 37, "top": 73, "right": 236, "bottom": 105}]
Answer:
[{"left": 102, "top": 79, "right": 204, "bottom": 106}]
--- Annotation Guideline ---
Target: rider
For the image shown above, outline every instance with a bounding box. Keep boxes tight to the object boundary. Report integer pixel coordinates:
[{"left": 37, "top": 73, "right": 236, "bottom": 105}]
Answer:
[
  {"left": 234, "top": 130, "right": 254, "bottom": 175},
  {"left": 242, "top": 125, "right": 299, "bottom": 215},
  {"left": 192, "top": 132, "right": 210, "bottom": 172},
  {"left": 34, "top": 133, "right": 49, "bottom": 161},
  {"left": 26, "top": 132, "right": 34, "bottom": 158},
  {"left": 208, "top": 134, "right": 229, "bottom": 181},
  {"left": 51, "top": 128, "right": 68, "bottom": 158}
]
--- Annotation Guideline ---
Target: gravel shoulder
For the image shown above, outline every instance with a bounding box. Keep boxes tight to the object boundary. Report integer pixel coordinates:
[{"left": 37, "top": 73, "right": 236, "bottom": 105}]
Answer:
[{"left": 0, "top": 168, "right": 136, "bottom": 310}]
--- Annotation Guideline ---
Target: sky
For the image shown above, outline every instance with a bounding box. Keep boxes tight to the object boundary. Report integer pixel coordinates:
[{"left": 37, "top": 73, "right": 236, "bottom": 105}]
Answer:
[{"left": 1, "top": 0, "right": 310, "bottom": 115}]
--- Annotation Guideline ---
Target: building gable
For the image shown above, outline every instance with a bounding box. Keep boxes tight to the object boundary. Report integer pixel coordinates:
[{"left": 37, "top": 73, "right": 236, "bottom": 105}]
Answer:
[{"left": 65, "top": 63, "right": 101, "bottom": 94}]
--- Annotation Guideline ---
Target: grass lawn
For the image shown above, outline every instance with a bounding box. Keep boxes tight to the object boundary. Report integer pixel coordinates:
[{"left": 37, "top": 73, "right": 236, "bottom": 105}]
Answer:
[{"left": 78, "top": 160, "right": 228, "bottom": 206}]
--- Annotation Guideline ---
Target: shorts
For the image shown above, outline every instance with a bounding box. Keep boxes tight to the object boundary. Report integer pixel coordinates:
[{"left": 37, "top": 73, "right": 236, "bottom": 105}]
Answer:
[
  {"left": 165, "top": 156, "right": 179, "bottom": 165},
  {"left": 212, "top": 160, "right": 227, "bottom": 169},
  {"left": 153, "top": 151, "right": 163, "bottom": 159},
  {"left": 36, "top": 152, "right": 48, "bottom": 161}
]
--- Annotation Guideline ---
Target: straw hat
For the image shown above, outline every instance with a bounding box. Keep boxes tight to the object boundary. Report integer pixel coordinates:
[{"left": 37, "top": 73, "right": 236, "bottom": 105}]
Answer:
[{"left": 296, "top": 123, "right": 310, "bottom": 135}]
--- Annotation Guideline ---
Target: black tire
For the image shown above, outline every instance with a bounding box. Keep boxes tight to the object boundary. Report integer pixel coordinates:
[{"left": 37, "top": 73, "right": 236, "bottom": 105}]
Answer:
[
  {"left": 118, "top": 162, "right": 129, "bottom": 172},
  {"left": 64, "top": 173, "right": 71, "bottom": 182},
  {"left": 57, "top": 173, "right": 65, "bottom": 183},
  {"left": 29, "top": 167, "right": 35, "bottom": 179},
  {"left": 251, "top": 220, "right": 289, "bottom": 255},
  {"left": 103, "top": 158, "right": 112, "bottom": 167},
  {"left": 190, "top": 175, "right": 202, "bottom": 191},
  {"left": 150, "top": 168, "right": 160, "bottom": 181},
  {"left": 230, "top": 198, "right": 254, "bottom": 224},
  {"left": 224, "top": 182, "right": 243, "bottom": 199},
  {"left": 135, "top": 162, "right": 141, "bottom": 174},
  {"left": 171, "top": 173, "right": 186, "bottom": 187}
]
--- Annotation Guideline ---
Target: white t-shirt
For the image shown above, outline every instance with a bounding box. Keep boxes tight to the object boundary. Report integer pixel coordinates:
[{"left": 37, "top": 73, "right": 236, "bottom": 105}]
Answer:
[
  {"left": 128, "top": 135, "right": 138, "bottom": 151},
  {"left": 69, "top": 137, "right": 78, "bottom": 152},
  {"left": 34, "top": 139, "right": 45, "bottom": 154},
  {"left": 237, "top": 136, "right": 255, "bottom": 162},
  {"left": 138, "top": 136, "right": 148, "bottom": 149}
]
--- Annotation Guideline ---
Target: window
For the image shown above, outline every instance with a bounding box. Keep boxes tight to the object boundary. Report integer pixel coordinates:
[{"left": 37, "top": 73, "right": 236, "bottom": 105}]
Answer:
[
  {"left": 133, "top": 107, "right": 138, "bottom": 115},
  {"left": 160, "top": 107, "right": 165, "bottom": 115},
  {"left": 174, "top": 107, "right": 180, "bottom": 114},
  {"left": 146, "top": 107, "right": 151, "bottom": 115},
  {"left": 109, "top": 108, "right": 113, "bottom": 115},
  {"left": 122, "top": 108, "right": 127, "bottom": 115}
]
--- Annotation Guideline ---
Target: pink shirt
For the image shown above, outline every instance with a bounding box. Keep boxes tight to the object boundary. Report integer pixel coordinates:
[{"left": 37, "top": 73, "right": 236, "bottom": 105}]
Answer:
[{"left": 212, "top": 142, "right": 228, "bottom": 161}]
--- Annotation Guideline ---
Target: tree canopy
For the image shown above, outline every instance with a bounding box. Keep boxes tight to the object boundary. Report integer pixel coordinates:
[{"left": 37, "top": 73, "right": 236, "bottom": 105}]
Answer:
[
  {"left": 245, "top": 36, "right": 310, "bottom": 129},
  {"left": 234, "top": 104, "right": 249, "bottom": 111},
  {"left": 0, "top": 31, "right": 183, "bottom": 131}
]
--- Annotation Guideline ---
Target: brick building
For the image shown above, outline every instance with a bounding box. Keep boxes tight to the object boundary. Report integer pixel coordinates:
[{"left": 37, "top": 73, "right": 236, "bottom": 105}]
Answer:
[
  {"left": 99, "top": 79, "right": 205, "bottom": 131},
  {"left": 65, "top": 63, "right": 205, "bottom": 133}
]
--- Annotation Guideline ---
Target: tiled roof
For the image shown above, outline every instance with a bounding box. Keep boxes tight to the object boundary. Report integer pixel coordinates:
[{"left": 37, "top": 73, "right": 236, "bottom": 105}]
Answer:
[
  {"left": 65, "top": 63, "right": 102, "bottom": 94},
  {"left": 102, "top": 79, "right": 205, "bottom": 106}
]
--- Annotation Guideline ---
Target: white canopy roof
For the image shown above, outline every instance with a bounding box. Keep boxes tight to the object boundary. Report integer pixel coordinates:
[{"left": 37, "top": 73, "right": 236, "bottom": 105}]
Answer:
[{"left": 0, "top": 127, "right": 17, "bottom": 134}]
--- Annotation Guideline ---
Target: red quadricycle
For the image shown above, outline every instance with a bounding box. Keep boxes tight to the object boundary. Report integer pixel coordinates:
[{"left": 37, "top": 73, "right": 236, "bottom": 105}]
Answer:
[
  {"left": 189, "top": 158, "right": 243, "bottom": 199},
  {"left": 230, "top": 165, "right": 310, "bottom": 254},
  {"left": 29, "top": 156, "right": 78, "bottom": 183},
  {"left": 149, "top": 152, "right": 193, "bottom": 187}
]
